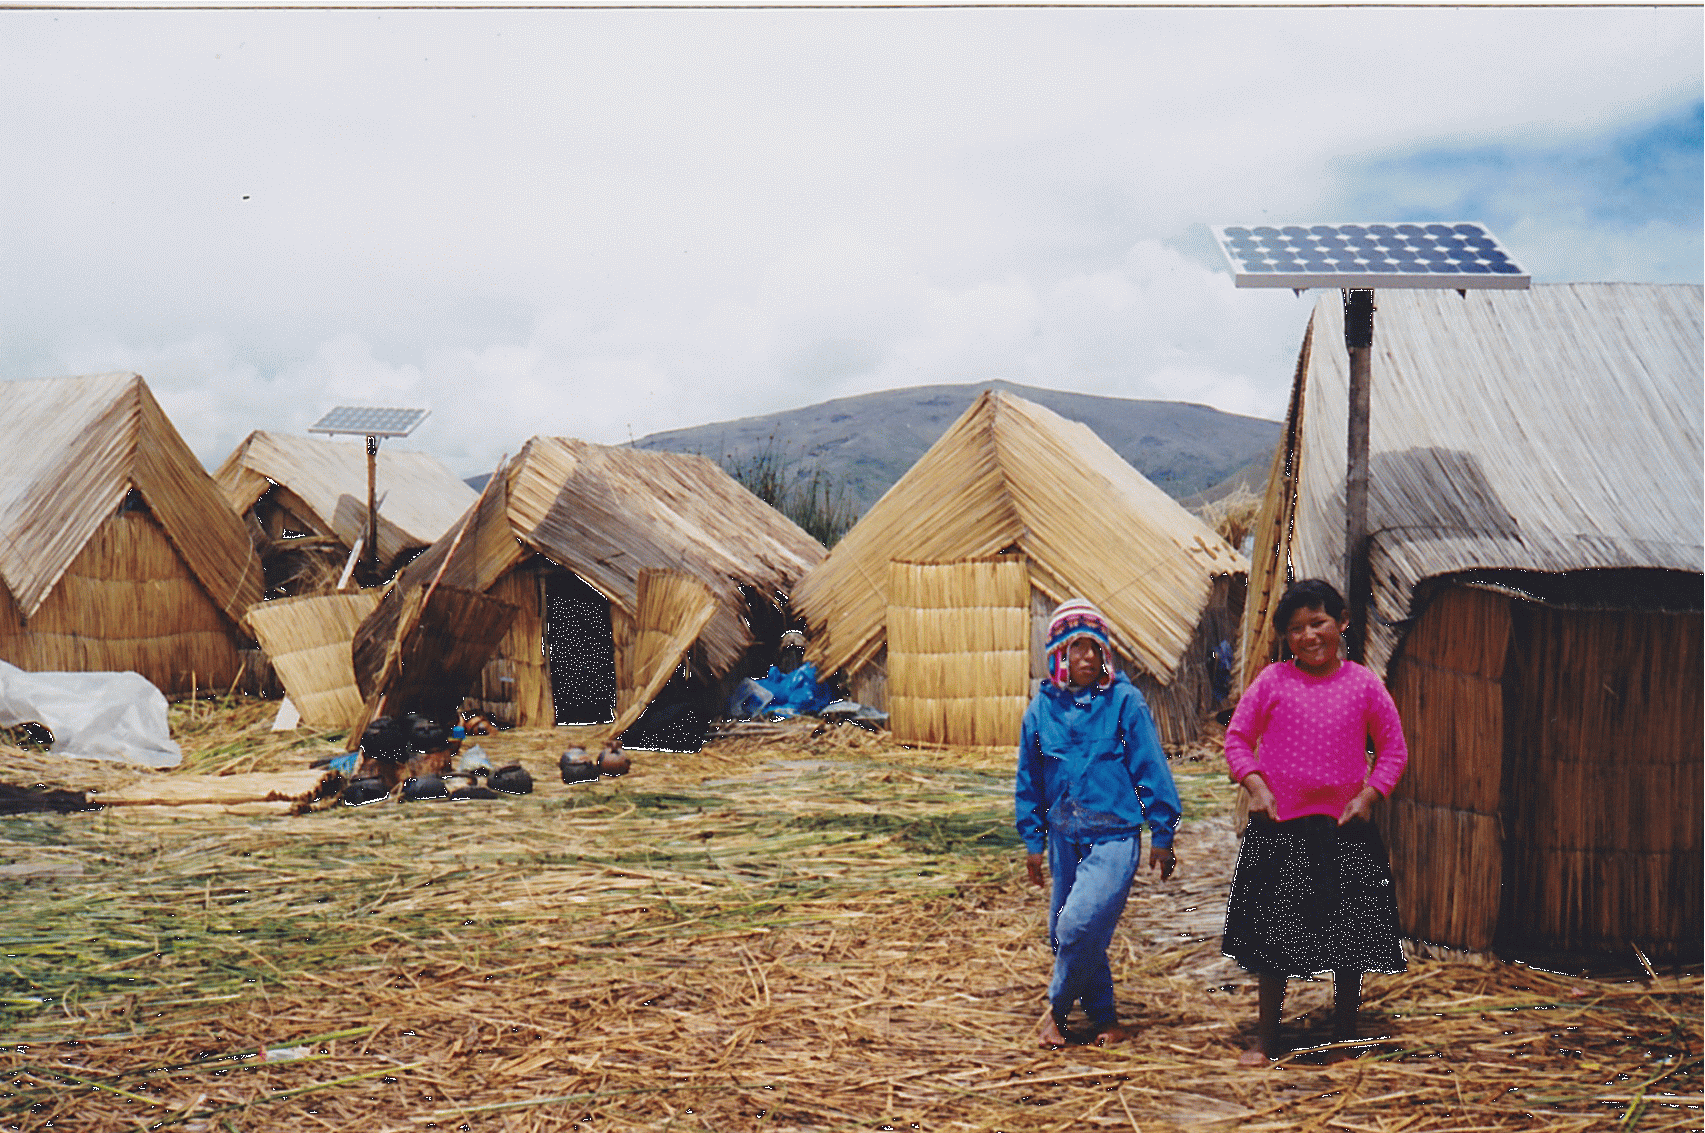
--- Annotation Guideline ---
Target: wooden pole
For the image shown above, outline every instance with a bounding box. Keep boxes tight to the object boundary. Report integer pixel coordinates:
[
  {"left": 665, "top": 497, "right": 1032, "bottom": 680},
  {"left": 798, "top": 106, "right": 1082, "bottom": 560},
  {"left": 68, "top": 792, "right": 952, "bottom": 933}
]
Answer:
[
  {"left": 366, "top": 434, "right": 380, "bottom": 579},
  {"left": 1343, "top": 289, "right": 1375, "bottom": 663}
]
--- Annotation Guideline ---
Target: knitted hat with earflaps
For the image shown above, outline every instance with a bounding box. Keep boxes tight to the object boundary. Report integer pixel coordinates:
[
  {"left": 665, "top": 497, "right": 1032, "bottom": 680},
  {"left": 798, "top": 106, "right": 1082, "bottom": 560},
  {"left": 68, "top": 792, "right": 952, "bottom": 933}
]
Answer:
[{"left": 1045, "top": 599, "right": 1115, "bottom": 689}]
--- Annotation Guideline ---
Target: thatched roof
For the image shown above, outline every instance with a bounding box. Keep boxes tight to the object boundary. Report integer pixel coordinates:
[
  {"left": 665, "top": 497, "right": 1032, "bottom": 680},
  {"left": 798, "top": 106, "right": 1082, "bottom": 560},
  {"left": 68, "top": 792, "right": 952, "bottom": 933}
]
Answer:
[
  {"left": 0, "top": 372, "right": 262, "bottom": 624},
  {"left": 1242, "top": 283, "right": 1704, "bottom": 683},
  {"left": 383, "top": 436, "right": 827, "bottom": 677},
  {"left": 215, "top": 430, "right": 477, "bottom": 569},
  {"left": 792, "top": 390, "right": 1248, "bottom": 684}
]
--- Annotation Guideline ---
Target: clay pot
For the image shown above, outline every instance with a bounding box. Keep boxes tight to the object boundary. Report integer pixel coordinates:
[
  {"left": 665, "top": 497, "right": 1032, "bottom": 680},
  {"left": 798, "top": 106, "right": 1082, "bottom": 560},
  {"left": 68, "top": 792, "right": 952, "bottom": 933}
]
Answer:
[
  {"left": 490, "top": 764, "right": 534, "bottom": 795},
  {"left": 402, "top": 774, "right": 448, "bottom": 802},
  {"left": 342, "top": 776, "right": 390, "bottom": 807},
  {"left": 560, "top": 750, "right": 600, "bottom": 783}
]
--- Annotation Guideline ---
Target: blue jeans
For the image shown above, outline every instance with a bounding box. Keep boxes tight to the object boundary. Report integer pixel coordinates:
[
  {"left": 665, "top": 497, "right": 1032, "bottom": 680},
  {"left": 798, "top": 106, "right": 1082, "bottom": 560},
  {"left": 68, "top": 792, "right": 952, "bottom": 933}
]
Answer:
[{"left": 1047, "top": 833, "right": 1139, "bottom": 1030}]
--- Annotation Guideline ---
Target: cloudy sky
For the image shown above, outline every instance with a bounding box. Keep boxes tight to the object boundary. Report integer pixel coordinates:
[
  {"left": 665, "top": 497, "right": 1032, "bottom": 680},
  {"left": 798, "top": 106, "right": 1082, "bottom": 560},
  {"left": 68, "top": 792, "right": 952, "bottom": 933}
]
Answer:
[{"left": 3, "top": 5, "right": 1699, "bottom": 479}]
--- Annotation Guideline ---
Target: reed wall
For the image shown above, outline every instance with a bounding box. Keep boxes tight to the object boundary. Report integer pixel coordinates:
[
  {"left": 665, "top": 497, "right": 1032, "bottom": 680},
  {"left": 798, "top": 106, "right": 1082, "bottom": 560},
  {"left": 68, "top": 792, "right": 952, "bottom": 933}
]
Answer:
[
  {"left": 1386, "top": 583, "right": 1702, "bottom": 959},
  {"left": 887, "top": 558, "right": 1029, "bottom": 748},
  {"left": 467, "top": 565, "right": 553, "bottom": 728},
  {"left": 1500, "top": 602, "right": 1701, "bottom": 958},
  {"left": 0, "top": 509, "right": 244, "bottom": 697},
  {"left": 1384, "top": 585, "right": 1511, "bottom": 952},
  {"left": 384, "top": 585, "right": 519, "bottom": 723}
]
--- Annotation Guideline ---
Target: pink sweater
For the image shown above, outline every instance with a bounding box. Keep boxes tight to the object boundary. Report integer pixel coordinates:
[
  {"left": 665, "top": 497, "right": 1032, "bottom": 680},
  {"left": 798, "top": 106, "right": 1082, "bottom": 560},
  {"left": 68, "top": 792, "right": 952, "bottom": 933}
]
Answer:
[{"left": 1224, "top": 660, "right": 1408, "bottom": 822}]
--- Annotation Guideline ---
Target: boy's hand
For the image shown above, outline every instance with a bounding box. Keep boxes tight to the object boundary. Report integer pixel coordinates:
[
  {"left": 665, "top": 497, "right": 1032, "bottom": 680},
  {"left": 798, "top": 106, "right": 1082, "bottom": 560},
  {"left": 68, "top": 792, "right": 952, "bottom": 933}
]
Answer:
[
  {"left": 1241, "top": 772, "right": 1277, "bottom": 819},
  {"left": 1338, "top": 784, "right": 1380, "bottom": 825},
  {"left": 1149, "top": 845, "right": 1176, "bottom": 880},
  {"left": 1025, "top": 853, "right": 1046, "bottom": 887}
]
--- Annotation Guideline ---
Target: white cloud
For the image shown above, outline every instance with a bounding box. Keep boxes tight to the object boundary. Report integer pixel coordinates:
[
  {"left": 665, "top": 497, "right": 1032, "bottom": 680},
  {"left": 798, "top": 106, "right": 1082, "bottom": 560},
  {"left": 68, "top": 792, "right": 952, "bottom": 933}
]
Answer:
[{"left": 0, "top": 7, "right": 1696, "bottom": 478}]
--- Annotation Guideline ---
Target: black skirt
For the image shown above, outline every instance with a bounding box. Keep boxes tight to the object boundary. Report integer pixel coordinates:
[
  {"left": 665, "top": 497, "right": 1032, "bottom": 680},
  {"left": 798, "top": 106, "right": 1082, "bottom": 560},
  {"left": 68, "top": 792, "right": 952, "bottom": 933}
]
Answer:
[{"left": 1222, "top": 813, "right": 1407, "bottom": 978}]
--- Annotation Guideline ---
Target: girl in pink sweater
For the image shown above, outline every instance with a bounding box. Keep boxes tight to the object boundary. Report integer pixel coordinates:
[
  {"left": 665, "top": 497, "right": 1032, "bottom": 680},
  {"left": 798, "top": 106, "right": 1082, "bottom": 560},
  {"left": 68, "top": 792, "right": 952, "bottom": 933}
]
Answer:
[{"left": 1222, "top": 579, "right": 1408, "bottom": 1065}]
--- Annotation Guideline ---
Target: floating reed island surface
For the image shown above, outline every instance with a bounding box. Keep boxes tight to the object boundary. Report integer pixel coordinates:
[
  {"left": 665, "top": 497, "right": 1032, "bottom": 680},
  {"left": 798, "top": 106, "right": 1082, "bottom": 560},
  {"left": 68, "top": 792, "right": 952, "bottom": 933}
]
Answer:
[{"left": 0, "top": 705, "right": 1697, "bottom": 1132}]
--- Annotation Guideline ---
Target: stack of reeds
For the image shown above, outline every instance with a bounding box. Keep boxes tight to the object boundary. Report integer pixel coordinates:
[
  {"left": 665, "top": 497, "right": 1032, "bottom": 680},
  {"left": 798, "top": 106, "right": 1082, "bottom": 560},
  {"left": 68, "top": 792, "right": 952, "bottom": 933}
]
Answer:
[
  {"left": 887, "top": 558, "right": 1029, "bottom": 748},
  {"left": 244, "top": 591, "right": 380, "bottom": 729},
  {"left": 611, "top": 569, "right": 716, "bottom": 735}
]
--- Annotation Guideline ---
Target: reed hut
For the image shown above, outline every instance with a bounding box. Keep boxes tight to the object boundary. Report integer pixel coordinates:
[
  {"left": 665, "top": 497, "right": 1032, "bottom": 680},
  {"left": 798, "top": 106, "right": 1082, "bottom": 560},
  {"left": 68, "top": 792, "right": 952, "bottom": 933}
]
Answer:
[
  {"left": 791, "top": 390, "right": 1248, "bottom": 749},
  {"left": 0, "top": 373, "right": 265, "bottom": 697},
  {"left": 352, "top": 436, "right": 826, "bottom": 731},
  {"left": 215, "top": 430, "right": 478, "bottom": 591},
  {"left": 1241, "top": 282, "right": 1702, "bottom": 960}
]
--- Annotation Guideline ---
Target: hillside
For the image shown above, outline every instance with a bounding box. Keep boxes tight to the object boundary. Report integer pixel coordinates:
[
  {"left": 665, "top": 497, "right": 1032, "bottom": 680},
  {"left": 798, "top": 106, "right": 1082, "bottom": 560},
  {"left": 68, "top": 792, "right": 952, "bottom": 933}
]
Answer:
[{"left": 630, "top": 380, "right": 1281, "bottom": 515}]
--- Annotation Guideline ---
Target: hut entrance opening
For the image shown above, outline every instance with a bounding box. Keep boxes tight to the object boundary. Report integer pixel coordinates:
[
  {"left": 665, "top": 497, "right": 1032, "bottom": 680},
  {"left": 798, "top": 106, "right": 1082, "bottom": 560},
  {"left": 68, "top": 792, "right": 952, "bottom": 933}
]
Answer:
[{"left": 546, "top": 570, "right": 616, "bottom": 725}]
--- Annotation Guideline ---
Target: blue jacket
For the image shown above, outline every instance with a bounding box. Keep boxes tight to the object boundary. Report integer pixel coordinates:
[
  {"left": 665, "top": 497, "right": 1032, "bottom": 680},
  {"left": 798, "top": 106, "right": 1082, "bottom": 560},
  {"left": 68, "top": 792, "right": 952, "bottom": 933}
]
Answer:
[{"left": 1014, "top": 672, "right": 1181, "bottom": 854}]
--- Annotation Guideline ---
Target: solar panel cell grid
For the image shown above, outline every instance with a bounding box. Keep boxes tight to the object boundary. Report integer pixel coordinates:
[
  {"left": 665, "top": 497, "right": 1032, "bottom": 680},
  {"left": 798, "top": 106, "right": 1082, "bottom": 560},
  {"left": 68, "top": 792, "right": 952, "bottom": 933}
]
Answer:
[
  {"left": 307, "top": 406, "right": 430, "bottom": 438},
  {"left": 1211, "top": 222, "right": 1529, "bottom": 289}
]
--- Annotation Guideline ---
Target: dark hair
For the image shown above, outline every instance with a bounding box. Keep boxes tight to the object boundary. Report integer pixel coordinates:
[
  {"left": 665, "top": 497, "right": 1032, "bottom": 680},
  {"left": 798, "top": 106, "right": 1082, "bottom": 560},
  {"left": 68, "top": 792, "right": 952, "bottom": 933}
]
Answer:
[{"left": 1273, "top": 579, "right": 1347, "bottom": 633}]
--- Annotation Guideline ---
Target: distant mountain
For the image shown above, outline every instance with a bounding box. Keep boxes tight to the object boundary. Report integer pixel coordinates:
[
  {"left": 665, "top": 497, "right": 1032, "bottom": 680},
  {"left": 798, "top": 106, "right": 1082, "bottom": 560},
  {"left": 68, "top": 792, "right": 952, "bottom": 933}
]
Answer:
[{"left": 629, "top": 381, "right": 1281, "bottom": 515}]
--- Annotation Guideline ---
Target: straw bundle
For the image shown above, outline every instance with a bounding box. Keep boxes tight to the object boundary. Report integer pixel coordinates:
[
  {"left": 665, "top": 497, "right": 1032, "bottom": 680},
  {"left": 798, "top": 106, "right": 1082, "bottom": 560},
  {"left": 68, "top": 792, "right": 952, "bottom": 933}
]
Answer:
[
  {"left": 95, "top": 768, "right": 333, "bottom": 809},
  {"left": 887, "top": 558, "right": 1029, "bottom": 748},
  {"left": 245, "top": 591, "right": 381, "bottom": 729},
  {"left": 0, "top": 710, "right": 1696, "bottom": 1132},
  {"left": 611, "top": 569, "right": 716, "bottom": 736}
]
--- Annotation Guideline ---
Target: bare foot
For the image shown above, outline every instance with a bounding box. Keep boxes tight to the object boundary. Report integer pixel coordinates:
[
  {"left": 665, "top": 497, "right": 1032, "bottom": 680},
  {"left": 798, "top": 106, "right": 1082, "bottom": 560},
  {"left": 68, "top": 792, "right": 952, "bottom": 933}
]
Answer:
[
  {"left": 1091, "top": 1023, "right": 1131, "bottom": 1046},
  {"left": 1237, "top": 1045, "right": 1275, "bottom": 1067},
  {"left": 1037, "top": 1010, "right": 1069, "bottom": 1048}
]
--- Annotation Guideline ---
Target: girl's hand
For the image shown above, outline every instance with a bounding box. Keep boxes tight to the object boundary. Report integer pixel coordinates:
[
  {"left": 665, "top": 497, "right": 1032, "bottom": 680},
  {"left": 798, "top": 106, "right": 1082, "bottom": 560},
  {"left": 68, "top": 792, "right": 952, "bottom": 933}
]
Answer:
[
  {"left": 1025, "top": 852, "right": 1046, "bottom": 888},
  {"left": 1241, "top": 772, "right": 1277, "bottom": 820},
  {"left": 1338, "top": 784, "right": 1380, "bottom": 825}
]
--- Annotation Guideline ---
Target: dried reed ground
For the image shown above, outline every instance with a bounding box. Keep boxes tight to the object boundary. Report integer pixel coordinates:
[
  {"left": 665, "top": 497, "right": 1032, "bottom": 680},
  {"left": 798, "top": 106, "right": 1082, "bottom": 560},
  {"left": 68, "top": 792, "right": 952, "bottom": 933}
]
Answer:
[{"left": 0, "top": 701, "right": 1696, "bottom": 1132}]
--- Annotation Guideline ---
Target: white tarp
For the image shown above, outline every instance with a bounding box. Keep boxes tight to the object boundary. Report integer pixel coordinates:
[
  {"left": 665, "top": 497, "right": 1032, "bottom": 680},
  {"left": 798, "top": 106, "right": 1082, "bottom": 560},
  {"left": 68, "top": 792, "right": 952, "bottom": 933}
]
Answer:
[{"left": 0, "top": 660, "right": 181, "bottom": 768}]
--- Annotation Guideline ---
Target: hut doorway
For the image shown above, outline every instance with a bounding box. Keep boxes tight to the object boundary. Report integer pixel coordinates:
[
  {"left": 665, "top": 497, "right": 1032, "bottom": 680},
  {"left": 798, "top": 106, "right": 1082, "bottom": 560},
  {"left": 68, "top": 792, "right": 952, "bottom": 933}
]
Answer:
[
  {"left": 886, "top": 557, "right": 1030, "bottom": 748},
  {"left": 545, "top": 570, "right": 617, "bottom": 725}
]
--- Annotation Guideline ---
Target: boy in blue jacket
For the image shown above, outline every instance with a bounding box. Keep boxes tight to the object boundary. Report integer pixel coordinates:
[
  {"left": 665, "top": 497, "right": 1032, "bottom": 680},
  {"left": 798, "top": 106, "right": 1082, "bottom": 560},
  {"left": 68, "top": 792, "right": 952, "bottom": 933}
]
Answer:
[{"left": 1015, "top": 599, "right": 1181, "bottom": 1047}]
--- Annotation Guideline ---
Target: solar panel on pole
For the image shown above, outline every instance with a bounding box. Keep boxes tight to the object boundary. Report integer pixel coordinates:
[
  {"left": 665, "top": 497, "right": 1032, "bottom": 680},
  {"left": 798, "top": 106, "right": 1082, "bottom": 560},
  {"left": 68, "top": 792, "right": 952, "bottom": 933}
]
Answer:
[
  {"left": 1210, "top": 222, "right": 1530, "bottom": 662},
  {"left": 1210, "top": 223, "right": 1529, "bottom": 291},
  {"left": 307, "top": 406, "right": 430, "bottom": 438},
  {"left": 305, "top": 406, "right": 430, "bottom": 577}
]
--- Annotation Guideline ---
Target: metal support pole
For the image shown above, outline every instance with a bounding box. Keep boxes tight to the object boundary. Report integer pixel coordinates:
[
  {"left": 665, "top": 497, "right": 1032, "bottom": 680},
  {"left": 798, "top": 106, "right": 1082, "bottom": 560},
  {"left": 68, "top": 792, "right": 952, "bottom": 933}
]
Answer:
[
  {"left": 366, "top": 434, "right": 380, "bottom": 578},
  {"left": 1343, "top": 289, "right": 1375, "bottom": 663}
]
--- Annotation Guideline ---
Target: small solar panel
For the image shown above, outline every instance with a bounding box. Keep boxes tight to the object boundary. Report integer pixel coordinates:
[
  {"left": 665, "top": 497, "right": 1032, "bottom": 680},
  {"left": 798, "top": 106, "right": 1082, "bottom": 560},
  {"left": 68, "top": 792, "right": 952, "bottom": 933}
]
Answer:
[
  {"left": 1210, "top": 223, "right": 1529, "bottom": 290},
  {"left": 307, "top": 406, "right": 429, "bottom": 438}
]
